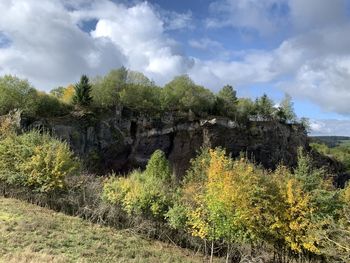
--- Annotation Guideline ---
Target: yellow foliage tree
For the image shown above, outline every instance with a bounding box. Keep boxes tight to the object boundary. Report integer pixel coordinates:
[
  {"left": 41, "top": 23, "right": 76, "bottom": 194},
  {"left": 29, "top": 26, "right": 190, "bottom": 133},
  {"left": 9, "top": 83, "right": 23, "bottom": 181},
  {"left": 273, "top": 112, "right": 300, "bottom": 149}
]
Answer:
[{"left": 61, "top": 84, "right": 75, "bottom": 104}]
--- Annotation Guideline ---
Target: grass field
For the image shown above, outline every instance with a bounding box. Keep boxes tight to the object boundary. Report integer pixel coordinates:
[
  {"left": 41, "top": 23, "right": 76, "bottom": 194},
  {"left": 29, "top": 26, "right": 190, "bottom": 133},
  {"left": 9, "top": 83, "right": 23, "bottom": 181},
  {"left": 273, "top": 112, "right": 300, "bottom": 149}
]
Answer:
[{"left": 0, "top": 197, "right": 215, "bottom": 263}]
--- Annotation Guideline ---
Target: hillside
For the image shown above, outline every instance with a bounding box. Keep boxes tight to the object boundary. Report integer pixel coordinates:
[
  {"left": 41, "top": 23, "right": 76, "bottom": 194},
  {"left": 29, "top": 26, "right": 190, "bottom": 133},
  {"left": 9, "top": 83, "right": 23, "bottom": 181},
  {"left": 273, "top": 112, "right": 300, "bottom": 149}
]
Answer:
[
  {"left": 0, "top": 197, "right": 217, "bottom": 263},
  {"left": 310, "top": 136, "right": 350, "bottom": 148}
]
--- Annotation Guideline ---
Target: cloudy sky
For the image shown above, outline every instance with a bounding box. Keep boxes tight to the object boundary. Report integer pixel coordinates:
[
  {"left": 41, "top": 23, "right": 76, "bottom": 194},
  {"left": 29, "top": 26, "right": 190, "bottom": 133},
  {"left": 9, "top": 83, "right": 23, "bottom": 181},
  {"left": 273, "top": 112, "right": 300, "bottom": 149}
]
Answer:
[{"left": 1, "top": 0, "right": 350, "bottom": 135}]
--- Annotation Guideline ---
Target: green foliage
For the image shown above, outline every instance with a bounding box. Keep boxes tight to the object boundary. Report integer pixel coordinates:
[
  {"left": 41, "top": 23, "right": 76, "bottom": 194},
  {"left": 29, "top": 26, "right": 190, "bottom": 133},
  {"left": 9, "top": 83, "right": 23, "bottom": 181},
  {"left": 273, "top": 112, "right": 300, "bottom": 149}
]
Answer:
[
  {"left": 162, "top": 75, "right": 215, "bottom": 114},
  {"left": 254, "top": 93, "right": 275, "bottom": 120},
  {"left": 91, "top": 68, "right": 128, "bottom": 108},
  {"left": 0, "top": 75, "right": 37, "bottom": 116},
  {"left": 276, "top": 94, "right": 297, "bottom": 123},
  {"left": 102, "top": 150, "right": 173, "bottom": 219},
  {"left": 165, "top": 147, "right": 346, "bottom": 260},
  {"left": 214, "top": 85, "right": 237, "bottom": 118},
  {"left": 127, "top": 70, "right": 154, "bottom": 86},
  {"left": 311, "top": 142, "right": 350, "bottom": 173},
  {"left": 35, "top": 91, "right": 71, "bottom": 117},
  {"left": 235, "top": 98, "right": 255, "bottom": 122},
  {"left": 119, "top": 84, "right": 162, "bottom": 113},
  {"left": 0, "top": 110, "right": 21, "bottom": 140},
  {"left": 0, "top": 131, "right": 80, "bottom": 192},
  {"left": 50, "top": 86, "right": 66, "bottom": 99},
  {"left": 73, "top": 75, "right": 93, "bottom": 107}
]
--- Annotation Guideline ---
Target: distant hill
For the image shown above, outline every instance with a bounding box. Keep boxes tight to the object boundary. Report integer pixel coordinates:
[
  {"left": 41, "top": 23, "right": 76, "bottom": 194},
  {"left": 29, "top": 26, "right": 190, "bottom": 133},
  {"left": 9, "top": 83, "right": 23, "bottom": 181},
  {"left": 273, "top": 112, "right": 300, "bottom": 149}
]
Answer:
[{"left": 310, "top": 136, "right": 350, "bottom": 148}]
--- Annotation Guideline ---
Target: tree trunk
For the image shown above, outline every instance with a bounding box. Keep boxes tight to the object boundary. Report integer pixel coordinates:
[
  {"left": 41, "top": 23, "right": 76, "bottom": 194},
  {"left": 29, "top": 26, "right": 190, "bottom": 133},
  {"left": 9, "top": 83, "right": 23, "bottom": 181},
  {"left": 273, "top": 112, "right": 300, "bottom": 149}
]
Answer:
[
  {"left": 210, "top": 241, "right": 214, "bottom": 263},
  {"left": 226, "top": 243, "right": 230, "bottom": 263}
]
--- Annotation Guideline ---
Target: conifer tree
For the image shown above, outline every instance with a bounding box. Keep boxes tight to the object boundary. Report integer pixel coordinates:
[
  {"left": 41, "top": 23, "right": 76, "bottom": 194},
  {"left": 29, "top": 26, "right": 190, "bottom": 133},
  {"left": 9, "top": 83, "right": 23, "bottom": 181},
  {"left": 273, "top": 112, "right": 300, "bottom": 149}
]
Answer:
[{"left": 73, "top": 75, "right": 92, "bottom": 107}]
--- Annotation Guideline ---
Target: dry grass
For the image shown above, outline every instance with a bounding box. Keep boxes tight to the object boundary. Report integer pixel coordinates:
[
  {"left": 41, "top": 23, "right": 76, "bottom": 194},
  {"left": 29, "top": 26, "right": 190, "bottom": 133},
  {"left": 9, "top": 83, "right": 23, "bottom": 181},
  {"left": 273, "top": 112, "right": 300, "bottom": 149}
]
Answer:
[{"left": 0, "top": 197, "right": 220, "bottom": 263}]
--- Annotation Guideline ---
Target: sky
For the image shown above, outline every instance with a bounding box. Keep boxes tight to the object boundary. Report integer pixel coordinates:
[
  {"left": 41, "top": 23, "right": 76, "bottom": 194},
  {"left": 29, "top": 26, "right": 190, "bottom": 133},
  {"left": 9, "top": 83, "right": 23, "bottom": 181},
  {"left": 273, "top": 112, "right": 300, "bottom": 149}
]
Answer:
[{"left": 1, "top": 0, "right": 350, "bottom": 136}]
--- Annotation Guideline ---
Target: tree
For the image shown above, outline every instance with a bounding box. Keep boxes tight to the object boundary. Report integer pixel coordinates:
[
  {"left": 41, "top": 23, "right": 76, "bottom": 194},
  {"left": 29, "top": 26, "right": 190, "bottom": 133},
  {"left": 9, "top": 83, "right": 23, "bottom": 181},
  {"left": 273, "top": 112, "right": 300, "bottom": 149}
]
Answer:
[
  {"left": 119, "top": 84, "right": 162, "bottom": 113},
  {"left": 91, "top": 67, "right": 128, "bottom": 108},
  {"left": 102, "top": 150, "right": 174, "bottom": 219},
  {"left": 61, "top": 84, "right": 75, "bottom": 104},
  {"left": 214, "top": 85, "right": 237, "bottom": 118},
  {"left": 0, "top": 75, "right": 37, "bottom": 116},
  {"left": 162, "top": 75, "right": 215, "bottom": 114},
  {"left": 276, "top": 94, "right": 296, "bottom": 123},
  {"left": 218, "top": 85, "right": 237, "bottom": 104},
  {"left": 127, "top": 70, "right": 154, "bottom": 86},
  {"left": 254, "top": 94, "right": 275, "bottom": 121},
  {"left": 50, "top": 86, "right": 66, "bottom": 99},
  {"left": 73, "top": 75, "right": 93, "bottom": 107},
  {"left": 236, "top": 98, "right": 255, "bottom": 123}
]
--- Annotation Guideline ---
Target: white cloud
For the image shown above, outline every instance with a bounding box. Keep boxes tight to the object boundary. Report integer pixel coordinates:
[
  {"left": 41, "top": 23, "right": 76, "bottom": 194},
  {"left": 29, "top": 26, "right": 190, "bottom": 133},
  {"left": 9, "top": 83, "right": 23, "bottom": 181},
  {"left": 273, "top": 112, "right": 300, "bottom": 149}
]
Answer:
[
  {"left": 310, "top": 119, "right": 350, "bottom": 136},
  {"left": 289, "top": 0, "right": 347, "bottom": 30},
  {"left": 0, "top": 0, "right": 125, "bottom": 89},
  {"left": 0, "top": 0, "right": 193, "bottom": 89},
  {"left": 162, "top": 10, "right": 193, "bottom": 30},
  {"left": 207, "top": 0, "right": 288, "bottom": 35},
  {"left": 1, "top": 0, "right": 350, "bottom": 119}
]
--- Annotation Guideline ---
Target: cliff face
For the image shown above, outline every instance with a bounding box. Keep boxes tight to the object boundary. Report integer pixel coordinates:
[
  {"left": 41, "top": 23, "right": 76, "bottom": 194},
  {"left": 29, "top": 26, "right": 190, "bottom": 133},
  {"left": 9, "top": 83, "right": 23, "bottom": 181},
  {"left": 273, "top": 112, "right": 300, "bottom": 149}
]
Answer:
[{"left": 21, "top": 108, "right": 310, "bottom": 177}]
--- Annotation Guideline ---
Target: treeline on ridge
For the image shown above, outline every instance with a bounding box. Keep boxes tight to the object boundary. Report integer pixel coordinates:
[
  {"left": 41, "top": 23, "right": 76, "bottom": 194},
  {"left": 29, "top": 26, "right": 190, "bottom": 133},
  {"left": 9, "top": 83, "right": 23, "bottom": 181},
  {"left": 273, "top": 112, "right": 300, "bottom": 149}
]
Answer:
[{"left": 0, "top": 67, "right": 307, "bottom": 126}]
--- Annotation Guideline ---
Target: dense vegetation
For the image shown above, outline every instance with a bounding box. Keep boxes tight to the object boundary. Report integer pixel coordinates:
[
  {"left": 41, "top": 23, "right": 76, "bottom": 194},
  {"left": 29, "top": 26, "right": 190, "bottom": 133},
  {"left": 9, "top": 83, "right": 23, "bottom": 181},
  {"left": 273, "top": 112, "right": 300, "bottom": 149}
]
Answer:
[
  {"left": 1, "top": 69, "right": 348, "bottom": 262},
  {"left": 0, "top": 112, "right": 80, "bottom": 192},
  {"left": 102, "top": 148, "right": 350, "bottom": 262},
  {"left": 0, "top": 68, "right": 305, "bottom": 126}
]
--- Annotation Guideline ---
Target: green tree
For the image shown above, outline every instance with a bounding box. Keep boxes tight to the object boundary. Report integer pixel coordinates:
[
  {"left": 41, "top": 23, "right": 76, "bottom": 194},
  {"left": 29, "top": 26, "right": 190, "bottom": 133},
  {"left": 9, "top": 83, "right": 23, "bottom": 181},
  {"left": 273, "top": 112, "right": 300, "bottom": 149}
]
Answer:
[
  {"left": 162, "top": 75, "right": 215, "bottom": 114},
  {"left": 91, "top": 67, "right": 128, "bottom": 108},
  {"left": 214, "top": 85, "right": 237, "bottom": 118},
  {"left": 127, "top": 70, "right": 154, "bottom": 86},
  {"left": 275, "top": 94, "right": 297, "bottom": 123},
  {"left": 0, "top": 75, "right": 37, "bottom": 116},
  {"left": 73, "top": 75, "right": 93, "bottom": 107},
  {"left": 102, "top": 150, "right": 174, "bottom": 219},
  {"left": 119, "top": 84, "right": 162, "bottom": 113},
  {"left": 254, "top": 94, "right": 275, "bottom": 120},
  {"left": 50, "top": 86, "right": 66, "bottom": 99},
  {"left": 236, "top": 98, "right": 255, "bottom": 123}
]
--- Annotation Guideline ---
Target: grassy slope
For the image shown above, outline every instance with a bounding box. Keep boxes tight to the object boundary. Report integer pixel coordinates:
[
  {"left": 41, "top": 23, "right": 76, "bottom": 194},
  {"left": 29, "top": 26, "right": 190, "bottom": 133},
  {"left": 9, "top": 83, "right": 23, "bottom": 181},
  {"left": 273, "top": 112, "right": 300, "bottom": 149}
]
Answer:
[{"left": 0, "top": 198, "right": 214, "bottom": 263}]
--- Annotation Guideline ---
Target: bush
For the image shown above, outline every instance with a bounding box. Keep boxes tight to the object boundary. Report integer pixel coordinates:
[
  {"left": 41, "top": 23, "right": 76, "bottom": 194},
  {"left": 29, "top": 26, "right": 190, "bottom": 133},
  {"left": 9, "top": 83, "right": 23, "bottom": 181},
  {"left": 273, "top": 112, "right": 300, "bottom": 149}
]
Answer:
[
  {"left": 0, "top": 131, "right": 80, "bottom": 192},
  {"left": 35, "top": 91, "right": 71, "bottom": 117},
  {"left": 102, "top": 150, "right": 174, "bottom": 219}
]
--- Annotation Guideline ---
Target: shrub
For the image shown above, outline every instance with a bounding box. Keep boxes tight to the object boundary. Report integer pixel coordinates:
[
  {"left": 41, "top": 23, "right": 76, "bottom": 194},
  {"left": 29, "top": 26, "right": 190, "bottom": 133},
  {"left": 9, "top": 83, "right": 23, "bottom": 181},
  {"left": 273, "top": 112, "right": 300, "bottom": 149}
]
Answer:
[
  {"left": 35, "top": 91, "right": 71, "bottom": 117},
  {"left": 102, "top": 150, "right": 173, "bottom": 219},
  {"left": 0, "top": 131, "right": 80, "bottom": 192}
]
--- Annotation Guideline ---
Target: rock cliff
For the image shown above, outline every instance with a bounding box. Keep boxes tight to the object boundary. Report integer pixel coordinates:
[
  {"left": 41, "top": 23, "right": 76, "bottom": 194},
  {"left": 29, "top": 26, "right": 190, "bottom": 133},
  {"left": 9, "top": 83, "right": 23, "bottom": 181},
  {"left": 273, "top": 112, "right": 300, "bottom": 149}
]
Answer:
[{"left": 21, "top": 108, "right": 311, "bottom": 178}]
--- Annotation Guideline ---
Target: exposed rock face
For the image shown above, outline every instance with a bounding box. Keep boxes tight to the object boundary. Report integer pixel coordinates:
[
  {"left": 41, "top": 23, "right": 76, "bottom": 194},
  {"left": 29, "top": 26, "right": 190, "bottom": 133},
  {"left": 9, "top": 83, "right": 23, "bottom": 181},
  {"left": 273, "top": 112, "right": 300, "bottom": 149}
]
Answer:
[{"left": 20, "top": 109, "right": 311, "bottom": 178}]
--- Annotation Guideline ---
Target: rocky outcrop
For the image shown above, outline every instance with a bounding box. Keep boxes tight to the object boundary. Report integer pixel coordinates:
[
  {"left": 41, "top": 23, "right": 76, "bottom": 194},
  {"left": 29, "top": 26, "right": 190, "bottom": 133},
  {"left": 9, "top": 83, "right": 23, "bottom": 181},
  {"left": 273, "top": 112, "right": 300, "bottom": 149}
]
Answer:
[{"left": 20, "top": 108, "right": 313, "bottom": 178}]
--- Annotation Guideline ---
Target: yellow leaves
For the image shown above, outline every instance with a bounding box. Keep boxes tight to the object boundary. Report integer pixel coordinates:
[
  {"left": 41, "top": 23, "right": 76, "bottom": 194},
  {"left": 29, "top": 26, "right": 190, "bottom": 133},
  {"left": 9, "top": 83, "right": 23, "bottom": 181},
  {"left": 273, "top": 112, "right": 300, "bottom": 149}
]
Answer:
[
  {"left": 188, "top": 207, "right": 210, "bottom": 239},
  {"left": 61, "top": 84, "right": 75, "bottom": 104},
  {"left": 22, "top": 138, "right": 79, "bottom": 192}
]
